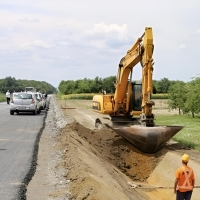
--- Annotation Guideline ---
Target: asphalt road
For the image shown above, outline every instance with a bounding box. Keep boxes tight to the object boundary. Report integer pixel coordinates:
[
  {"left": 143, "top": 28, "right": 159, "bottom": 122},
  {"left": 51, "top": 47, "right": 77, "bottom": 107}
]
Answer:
[{"left": 0, "top": 102, "right": 46, "bottom": 200}]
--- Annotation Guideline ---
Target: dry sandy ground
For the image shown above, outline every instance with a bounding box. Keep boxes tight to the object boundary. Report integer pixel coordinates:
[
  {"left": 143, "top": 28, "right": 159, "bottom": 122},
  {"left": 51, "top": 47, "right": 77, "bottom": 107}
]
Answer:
[{"left": 27, "top": 97, "right": 200, "bottom": 200}]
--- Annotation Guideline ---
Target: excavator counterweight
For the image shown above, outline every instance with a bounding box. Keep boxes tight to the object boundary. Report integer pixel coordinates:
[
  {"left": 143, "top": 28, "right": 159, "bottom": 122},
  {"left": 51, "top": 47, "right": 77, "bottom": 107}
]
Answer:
[{"left": 93, "top": 27, "right": 183, "bottom": 153}]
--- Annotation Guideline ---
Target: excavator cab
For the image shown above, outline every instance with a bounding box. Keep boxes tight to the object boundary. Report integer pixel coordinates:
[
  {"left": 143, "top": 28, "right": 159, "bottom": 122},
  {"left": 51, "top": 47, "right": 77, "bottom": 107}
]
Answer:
[
  {"left": 130, "top": 81, "right": 142, "bottom": 112},
  {"left": 110, "top": 80, "right": 142, "bottom": 124}
]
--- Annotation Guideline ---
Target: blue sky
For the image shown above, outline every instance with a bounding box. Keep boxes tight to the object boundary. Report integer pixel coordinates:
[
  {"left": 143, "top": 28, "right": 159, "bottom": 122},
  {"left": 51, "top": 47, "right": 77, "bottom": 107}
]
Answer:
[{"left": 0, "top": 0, "right": 200, "bottom": 87}]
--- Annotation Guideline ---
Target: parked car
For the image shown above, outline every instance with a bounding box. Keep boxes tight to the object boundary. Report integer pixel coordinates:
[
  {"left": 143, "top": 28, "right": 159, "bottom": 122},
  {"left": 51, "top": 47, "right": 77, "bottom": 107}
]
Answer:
[
  {"left": 10, "top": 92, "right": 40, "bottom": 115},
  {"left": 42, "top": 93, "right": 49, "bottom": 110},
  {"left": 36, "top": 92, "right": 46, "bottom": 110},
  {"left": 12, "top": 92, "right": 19, "bottom": 98}
]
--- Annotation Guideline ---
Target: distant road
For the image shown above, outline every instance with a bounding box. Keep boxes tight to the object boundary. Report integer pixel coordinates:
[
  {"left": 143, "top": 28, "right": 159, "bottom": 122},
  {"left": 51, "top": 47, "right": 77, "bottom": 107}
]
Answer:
[{"left": 0, "top": 102, "right": 46, "bottom": 199}]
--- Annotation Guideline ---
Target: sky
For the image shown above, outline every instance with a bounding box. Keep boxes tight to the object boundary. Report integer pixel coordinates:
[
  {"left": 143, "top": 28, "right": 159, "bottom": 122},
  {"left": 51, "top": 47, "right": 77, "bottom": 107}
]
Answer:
[{"left": 1, "top": 0, "right": 200, "bottom": 88}]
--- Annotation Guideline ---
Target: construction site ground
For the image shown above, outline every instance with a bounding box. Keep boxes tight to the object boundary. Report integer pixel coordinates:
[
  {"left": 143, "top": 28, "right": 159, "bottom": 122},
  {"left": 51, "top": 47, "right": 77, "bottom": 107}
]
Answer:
[{"left": 27, "top": 97, "right": 200, "bottom": 200}]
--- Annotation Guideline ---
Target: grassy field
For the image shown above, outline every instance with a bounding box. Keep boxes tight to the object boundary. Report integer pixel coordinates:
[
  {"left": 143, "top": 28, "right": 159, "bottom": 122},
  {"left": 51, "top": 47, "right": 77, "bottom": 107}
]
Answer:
[
  {"left": 0, "top": 93, "right": 6, "bottom": 102},
  {"left": 59, "top": 93, "right": 169, "bottom": 100},
  {"left": 156, "top": 114, "right": 200, "bottom": 151}
]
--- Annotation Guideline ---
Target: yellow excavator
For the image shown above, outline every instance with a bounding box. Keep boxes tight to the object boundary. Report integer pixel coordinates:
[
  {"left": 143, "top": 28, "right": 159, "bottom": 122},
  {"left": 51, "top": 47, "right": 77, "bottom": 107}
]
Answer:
[{"left": 92, "top": 27, "right": 183, "bottom": 153}]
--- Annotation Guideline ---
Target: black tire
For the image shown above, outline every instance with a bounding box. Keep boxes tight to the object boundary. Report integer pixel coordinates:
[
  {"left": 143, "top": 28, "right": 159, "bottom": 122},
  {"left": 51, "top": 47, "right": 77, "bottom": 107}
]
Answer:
[
  {"left": 10, "top": 110, "right": 14, "bottom": 115},
  {"left": 33, "top": 109, "right": 37, "bottom": 115},
  {"left": 37, "top": 109, "right": 41, "bottom": 114}
]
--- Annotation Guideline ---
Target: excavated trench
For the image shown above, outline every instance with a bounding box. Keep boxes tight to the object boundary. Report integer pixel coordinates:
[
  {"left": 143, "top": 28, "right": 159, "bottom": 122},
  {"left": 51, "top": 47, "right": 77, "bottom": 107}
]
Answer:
[{"left": 63, "top": 121, "right": 162, "bottom": 182}]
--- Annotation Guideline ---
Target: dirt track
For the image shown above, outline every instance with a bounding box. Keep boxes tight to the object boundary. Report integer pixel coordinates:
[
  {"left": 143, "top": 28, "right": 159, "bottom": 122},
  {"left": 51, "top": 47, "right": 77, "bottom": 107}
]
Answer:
[{"left": 27, "top": 97, "right": 200, "bottom": 200}]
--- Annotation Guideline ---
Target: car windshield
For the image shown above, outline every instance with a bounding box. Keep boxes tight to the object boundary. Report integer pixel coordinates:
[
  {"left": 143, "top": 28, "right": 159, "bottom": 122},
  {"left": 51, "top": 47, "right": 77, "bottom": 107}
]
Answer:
[{"left": 14, "top": 93, "right": 32, "bottom": 99}]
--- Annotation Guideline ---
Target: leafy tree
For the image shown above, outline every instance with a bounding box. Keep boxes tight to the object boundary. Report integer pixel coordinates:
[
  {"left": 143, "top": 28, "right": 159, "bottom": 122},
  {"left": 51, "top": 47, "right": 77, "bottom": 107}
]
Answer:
[
  {"left": 103, "top": 76, "right": 116, "bottom": 93},
  {"left": 0, "top": 77, "right": 18, "bottom": 93},
  {"left": 152, "top": 80, "right": 159, "bottom": 94},
  {"left": 94, "top": 76, "right": 103, "bottom": 93},
  {"left": 184, "top": 77, "right": 200, "bottom": 117},
  {"left": 168, "top": 81, "right": 186, "bottom": 115},
  {"left": 77, "top": 79, "right": 91, "bottom": 93},
  {"left": 58, "top": 80, "right": 76, "bottom": 94},
  {"left": 156, "top": 78, "right": 171, "bottom": 93}
]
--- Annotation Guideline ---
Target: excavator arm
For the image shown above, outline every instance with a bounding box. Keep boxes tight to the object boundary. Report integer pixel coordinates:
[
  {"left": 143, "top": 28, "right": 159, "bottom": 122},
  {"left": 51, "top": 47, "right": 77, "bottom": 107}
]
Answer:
[{"left": 114, "top": 27, "right": 155, "bottom": 126}]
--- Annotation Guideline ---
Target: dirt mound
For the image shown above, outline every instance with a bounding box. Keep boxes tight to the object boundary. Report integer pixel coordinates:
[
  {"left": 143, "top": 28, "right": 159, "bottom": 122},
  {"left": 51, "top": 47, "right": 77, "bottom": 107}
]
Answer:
[{"left": 64, "top": 121, "right": 164, "bottom": 182}]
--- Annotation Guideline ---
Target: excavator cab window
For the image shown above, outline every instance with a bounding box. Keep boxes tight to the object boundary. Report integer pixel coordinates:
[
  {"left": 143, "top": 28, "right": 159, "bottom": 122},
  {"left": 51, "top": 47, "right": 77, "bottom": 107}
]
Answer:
[{"left": 131, "top": 81, "right": 142, "bottom": 111}]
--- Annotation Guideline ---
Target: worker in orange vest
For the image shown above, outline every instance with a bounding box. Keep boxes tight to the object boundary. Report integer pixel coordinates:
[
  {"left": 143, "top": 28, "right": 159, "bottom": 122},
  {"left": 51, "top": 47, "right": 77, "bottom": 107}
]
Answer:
[{"left": 174, "top": 154, "right": 195, "bottom": 200}]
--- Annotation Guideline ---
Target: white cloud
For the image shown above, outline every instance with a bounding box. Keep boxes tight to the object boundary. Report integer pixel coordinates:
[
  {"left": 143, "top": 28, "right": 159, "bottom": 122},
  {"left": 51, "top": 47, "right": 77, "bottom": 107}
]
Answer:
[
  {"left": 178, "top": 44, "right": 186, "bottom": 49},
  {"left": 81, "top": 23, "right": 132, "bottom": 50},
  {"left": 19, "top": 17, "right": 40, "bottom": 23},
  {"left": 32, "top": 40, "right": 53, "bottom": 48},
  {"left": 20, "top": 40, "right": 53, "bottom": 49},
  {"left": 59, "top": 41, "right": 69, "bottom": 46},
  {"left": 86, "top": 40, "right": 106, "bottom": 49},
  {"left": 86, "top": 23, "right": 128, "bottom": 39},
  {"left": 92, "top": 23, "right": 127, "bottom": 33},
  {"left": 196, "top": 29, "right": 200, "bottom": 34}
]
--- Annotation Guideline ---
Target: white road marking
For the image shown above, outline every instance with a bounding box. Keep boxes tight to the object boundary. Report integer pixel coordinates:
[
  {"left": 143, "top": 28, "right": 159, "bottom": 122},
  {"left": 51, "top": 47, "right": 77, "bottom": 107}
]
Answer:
[{"left": 76, "top": 110, "right": 95, "bottom": 123}]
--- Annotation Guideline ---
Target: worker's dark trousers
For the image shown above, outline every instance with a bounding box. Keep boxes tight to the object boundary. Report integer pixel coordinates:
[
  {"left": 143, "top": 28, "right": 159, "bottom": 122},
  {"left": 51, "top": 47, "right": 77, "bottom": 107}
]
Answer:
[
  {"left": 176, "top": 190, "right": 192, "bottom": 200},
  {"left": 7, "top": 97, "right": 10, "bottom": 104}
]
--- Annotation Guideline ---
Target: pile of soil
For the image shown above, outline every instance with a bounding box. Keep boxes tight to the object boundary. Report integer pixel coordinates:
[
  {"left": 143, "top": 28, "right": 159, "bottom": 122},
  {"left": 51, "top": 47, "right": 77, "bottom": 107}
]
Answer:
[{"left": 60, "top": 122, "right": 163, "bottom": 182}]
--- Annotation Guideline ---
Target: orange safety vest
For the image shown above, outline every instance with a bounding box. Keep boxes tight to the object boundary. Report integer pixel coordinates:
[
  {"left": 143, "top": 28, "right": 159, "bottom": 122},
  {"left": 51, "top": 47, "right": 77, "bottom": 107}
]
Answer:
[{"left": 177, "top": 166, "right": 193, "bottom": 191}]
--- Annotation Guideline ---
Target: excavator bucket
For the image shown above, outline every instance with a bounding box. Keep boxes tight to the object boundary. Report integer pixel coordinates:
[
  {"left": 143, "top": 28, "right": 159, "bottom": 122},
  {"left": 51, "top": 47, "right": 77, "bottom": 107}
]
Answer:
[{"left": 113, "top": 125, "right": 183, "bottom": 153}]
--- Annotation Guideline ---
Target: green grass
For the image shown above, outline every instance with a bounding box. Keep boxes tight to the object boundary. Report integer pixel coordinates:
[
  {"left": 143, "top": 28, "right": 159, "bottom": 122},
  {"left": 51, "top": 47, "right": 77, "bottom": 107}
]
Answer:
[
  {"left": 61, "top": 93, "right": 94, "bottom": 100},
  {"left": 156, "top": 114, "right": 200, "bottom": 151},
  {"left": 0, "top": 93, "right": 6, "bottom": 102},
  {"left": 59, "top": 93, "right": 169, "bottom": 100}
]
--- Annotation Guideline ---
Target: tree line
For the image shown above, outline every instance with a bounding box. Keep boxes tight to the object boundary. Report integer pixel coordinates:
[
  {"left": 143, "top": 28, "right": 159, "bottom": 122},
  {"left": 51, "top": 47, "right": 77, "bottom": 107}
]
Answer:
[
  {"left": 58, "top": 76, "right": 176, "bottom": 95},
  {"left": 58, "top": 76, "right": 116, "bottom": 94},
  {"left": 0, "top": 76, "right": 57, "bottom": 94},
  {"left": 58, "top": 75, "right": 200, "bottom": 117}
]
